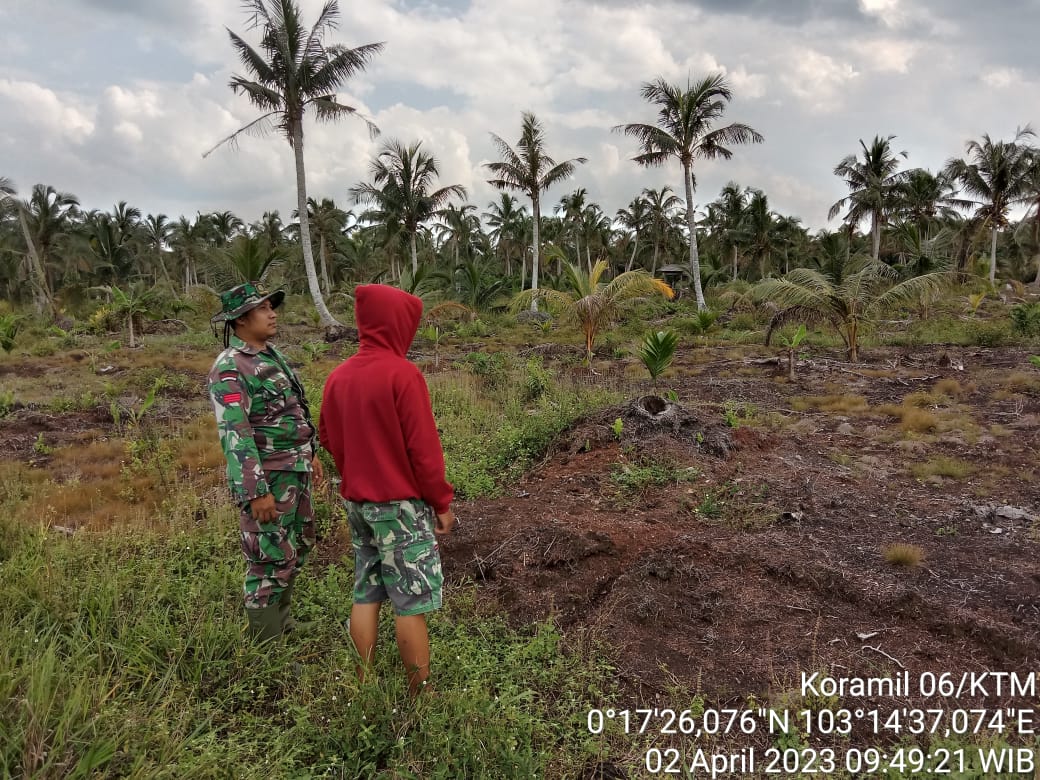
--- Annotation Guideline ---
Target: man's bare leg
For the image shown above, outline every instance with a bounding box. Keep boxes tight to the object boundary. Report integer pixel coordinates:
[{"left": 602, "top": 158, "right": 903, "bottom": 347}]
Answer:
[
  {"left": 350, "top": 602, "right": 381, "bottom": 682},
  {"left": 394, "top": 613, "right": 431, "bottom": 696}
]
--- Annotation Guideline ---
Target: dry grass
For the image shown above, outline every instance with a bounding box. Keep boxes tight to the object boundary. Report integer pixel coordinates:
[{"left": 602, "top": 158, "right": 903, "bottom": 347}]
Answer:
[
  {"left": 933, "top": 378, "right": 965, "bottom": 398},
  {"left": 875, "top": 403, "right": 939, "bottom": 433},
  {"left": 884, "top": 543, "right": 924, "bottom": 567},
  {"left": 790, "top": 394, "right": 870, "bottom": 414},
  {"left": 910, "top": 456, "right": 973, "bottom": 480},
  {"left": 1003, "top": 372, "right": 1040, "bottom": 395},
  {"left": 903, "top": 390, "right": 952, "bottom": 408}
]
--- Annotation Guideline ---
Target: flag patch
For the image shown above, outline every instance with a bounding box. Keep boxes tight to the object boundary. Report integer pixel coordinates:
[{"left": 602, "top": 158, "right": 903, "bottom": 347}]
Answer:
[{"left": 222, "top": 392, "right": 242, "bottom": 404}]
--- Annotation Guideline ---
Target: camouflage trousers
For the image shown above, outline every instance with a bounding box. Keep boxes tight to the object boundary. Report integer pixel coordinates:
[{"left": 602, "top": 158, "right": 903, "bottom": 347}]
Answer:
[
  {"left": 345, "top": 499, "right": 443, "bottom": 616},
  {"left": 239, "top": 470, "right": 314, "bottom": 610}
]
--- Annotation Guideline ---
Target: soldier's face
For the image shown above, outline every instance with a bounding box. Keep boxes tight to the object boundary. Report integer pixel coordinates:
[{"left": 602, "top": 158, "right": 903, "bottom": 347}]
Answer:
[{"left": 237, "top": 300, "right": 278, "bottom": 341}]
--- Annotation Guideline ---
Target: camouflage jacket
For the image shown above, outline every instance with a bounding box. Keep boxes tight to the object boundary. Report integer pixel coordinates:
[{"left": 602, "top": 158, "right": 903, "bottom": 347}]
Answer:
[{"left": 207, "top": 335, "right": 316, "bottom": 503}]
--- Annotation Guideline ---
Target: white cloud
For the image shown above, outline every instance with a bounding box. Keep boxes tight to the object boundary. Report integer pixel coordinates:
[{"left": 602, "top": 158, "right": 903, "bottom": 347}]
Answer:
[
  {"left": 780, "top": 50, "right": 859, "bottom": 113},
  {"left": 0, "top": 79, "right": 97, "bottom": 143},
  {"left": 851, "top": 38, "right": 918, "bottom": 73},
  {"left": 859, "top": 0, "right": 907, "bottom": 28},
  {"left": 2, "top": 0, "right": 1039, "bottom": 233},
  {"left": 982, "top": 67, "right": 1023, "bottom": 89}
]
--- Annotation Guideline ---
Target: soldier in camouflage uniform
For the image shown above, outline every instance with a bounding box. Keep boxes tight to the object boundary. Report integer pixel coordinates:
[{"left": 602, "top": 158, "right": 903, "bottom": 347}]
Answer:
[{"left": 208, "top": 281, "right": 324, "bottom": 642}]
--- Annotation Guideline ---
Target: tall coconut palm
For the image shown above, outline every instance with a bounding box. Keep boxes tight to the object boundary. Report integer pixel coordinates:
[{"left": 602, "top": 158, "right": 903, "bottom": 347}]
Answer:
[
  {"left": 292, "top": 197, "right": 348, "bottom": 292},
  {"left": 1020, "top": 153, "right": 1040, "bottom": 285},
  {"left": 205, "top": 0, "right": 383, "bottom": 329},
  {"left": 512, "top": 259, "right": 674, "bottom": 364},
  {"left": 556, "top": 187, "right": 588, "bottom": 270},
  {"left": 642, "top": 186, "right": 682, "bottom": 275},
  {"left": 142, "top": 213, "right": 174, "bottom": 285},
  {"left": 742, "top": 189, "right": 784, "bottom": 279},
  {"left": 170, "top": 215, "right": 213, "bottom": 291},
  {"left": 485, "top": 112, "right": 587, "bottom": 310},
  {"left": 943, "top": 127, "right": 1036, "bottom": 284},
  {"left": 20, "top": 184, "right": 80, "bottom": 313},
  {"left": 710, "top": 182, "right": 749, "bottom": 280},
  {"left": 210, "top": 210, "right": 245, "bottom": 245},
  {"left": 351, "top": 139, "right": 465, "bottom": 278},
  {"left": 893, "top": 168, "right": 969, "bottom": 239},
  {"left": 615, "top": 74, "right": 763, "bottom": 311},
  {"left": 615, "top": 195, "right": 650, "bottom": 272},
  {"left": 580, "top": 203, "right": 612, "bottom": 271},
  {"left": 436, "top": 203, "right": 483, "bottom": 268},
  {"left": 828, "top": 135, "right": 908, "bottom": 262},
  {"left": 483, "top": 193, "right": 528, "bottom": 279}
]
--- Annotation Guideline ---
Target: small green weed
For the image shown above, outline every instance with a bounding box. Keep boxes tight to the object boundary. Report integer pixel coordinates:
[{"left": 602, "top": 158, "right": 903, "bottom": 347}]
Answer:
[
  {"left": 723, "top": 400, "right": 757, "bottom": 428},
  {"left": 611, "top": 457, "right": 698, "bottom": 494}
]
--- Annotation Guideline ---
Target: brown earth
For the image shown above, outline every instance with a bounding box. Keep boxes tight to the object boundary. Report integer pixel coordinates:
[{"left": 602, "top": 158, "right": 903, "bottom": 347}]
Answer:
[{"left": 335, "top": 344, "right": 1040, "bottom": 722}]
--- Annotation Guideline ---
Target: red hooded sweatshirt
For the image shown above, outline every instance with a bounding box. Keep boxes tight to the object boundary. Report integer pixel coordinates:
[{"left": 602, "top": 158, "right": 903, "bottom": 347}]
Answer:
[{"left": 319, "top": 285, "right": 454, "bottom": 514}]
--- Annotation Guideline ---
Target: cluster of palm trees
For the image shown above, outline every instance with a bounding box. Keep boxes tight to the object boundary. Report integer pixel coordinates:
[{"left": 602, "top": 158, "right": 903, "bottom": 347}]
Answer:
[{"left": 3, "top": 0, "right": 1039, "bottom": 331}]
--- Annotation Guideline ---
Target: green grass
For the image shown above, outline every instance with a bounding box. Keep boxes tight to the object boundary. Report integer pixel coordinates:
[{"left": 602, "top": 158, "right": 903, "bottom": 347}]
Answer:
[
  {"left": 429, "top": 363, "right": 620, "bottom": 499},
  {"left": 0, "top": 512, "right": 619, "bottom": 778},
  {"left": 611, "top": 457, "right": 699, "bottom": 494}
]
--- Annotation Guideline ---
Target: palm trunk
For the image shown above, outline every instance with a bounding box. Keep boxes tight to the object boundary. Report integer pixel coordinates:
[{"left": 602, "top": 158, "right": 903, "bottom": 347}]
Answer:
[
  {"left": 155, "top": 250, "right": 173, "bottom": 287},
  {"left": 651, "top": 240, "right": 659, "bottom": 275},
  {"left": 530, "top": 194, "right": 540, "bottom": 311},
  {"left": 291, "top": 122, "right": 341, "bottom": 328},
  {"left": 410, "top": 231, "right": 419, "bottom": 277},
  {"left": 626, "top": 237, "right": 638, "bottom": 272},
  {"left": 319, "top": 234, "right": 331, "bottom": 293},
  {"left": 871, "top": 211, "right": 881, "bottom": 260},
  {"left": 683, "top": 162, "right": 707, "bottom": 311},
  {"left": 17, "top": 210, "right": 53, "bottom": 315},
  {"left": 128, "top": 313, "right": 136, "bottom": 349},
  {"left": 731, "top": 245, "right": 738, "bottom": 281},
  {"left": 989, "top": 225, "right": 998, "bottom": 284}
]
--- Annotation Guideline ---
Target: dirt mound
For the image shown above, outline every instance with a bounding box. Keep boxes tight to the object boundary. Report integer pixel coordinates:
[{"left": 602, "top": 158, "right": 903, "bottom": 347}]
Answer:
[{"left": 559, "top": 395, "right": 734, "bottom": 457}]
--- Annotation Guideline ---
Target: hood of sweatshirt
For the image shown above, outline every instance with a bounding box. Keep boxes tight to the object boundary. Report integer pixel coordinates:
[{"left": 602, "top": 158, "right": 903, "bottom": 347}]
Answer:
[{"left": 354, "top": 284, "right": 423, "bottom": 357}]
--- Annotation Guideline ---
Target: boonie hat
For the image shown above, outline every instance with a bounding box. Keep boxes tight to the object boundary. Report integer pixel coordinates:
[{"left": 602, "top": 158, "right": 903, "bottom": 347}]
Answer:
[{"left": 211, "top": 281, "right": 285, "bottom": 324}]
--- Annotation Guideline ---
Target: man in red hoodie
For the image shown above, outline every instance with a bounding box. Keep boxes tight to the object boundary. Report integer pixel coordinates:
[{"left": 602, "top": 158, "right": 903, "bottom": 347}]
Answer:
[{"left": 319, "top": 284, "right": 456, "bottom": 696}]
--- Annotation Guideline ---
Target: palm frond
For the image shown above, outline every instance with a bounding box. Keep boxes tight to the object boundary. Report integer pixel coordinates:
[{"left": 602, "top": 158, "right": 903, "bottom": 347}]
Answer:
[
  {"left": 871, "top": 271, "right": 953, "bottom": 313},
  {"left": 202, "top": 111, "right": 280, "bottom": 157}
]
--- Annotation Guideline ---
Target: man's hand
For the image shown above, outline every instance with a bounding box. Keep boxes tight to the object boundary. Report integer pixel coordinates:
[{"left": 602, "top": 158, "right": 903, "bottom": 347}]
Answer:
[
  {"left": 434, "top": 508, "right": 456, "bottom": 535},
  {"left": 311, "top": 454, "right": 324, "bottom": 485},
  {"left": 249, "top": 493, "right": 278, "bottom": 523}
]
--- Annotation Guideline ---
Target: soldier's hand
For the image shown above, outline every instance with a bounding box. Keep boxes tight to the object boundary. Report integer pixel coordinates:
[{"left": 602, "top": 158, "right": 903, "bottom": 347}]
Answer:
[
  {"left": 435, "top": 509, "right": 456, "bottom": 535},
  {"left": 249, "top": 493, "right": 278, "bottom": 522},
  {"left": 311, "top": 455, "right": 324, "bottom": 486}
]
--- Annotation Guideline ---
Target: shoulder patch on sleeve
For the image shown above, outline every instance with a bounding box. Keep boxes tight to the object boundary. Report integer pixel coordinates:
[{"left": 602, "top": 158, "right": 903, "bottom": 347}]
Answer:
[{"left": 222, "top": 392, "right": 242, "bottom": 404}]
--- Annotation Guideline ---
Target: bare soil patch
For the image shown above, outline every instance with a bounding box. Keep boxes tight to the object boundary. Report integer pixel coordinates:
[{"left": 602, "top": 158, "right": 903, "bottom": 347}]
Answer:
[{"left": 432, "top": 345, "right": 1040, "bottom": 712}]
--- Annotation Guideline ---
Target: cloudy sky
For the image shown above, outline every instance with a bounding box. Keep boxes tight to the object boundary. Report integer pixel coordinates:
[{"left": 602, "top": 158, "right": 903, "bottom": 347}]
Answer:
[{"left": 2, "top": 0, "right": 1037, "bottom": 231}]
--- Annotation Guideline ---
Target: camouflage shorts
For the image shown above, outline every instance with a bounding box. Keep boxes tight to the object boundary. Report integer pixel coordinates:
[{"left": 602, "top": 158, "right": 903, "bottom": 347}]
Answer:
[
  {"left": 239, "top": 470, "right": 314, "bottom": 609},
  {"left": 345, "top": 499, "right": 443, "bottom": 616}
]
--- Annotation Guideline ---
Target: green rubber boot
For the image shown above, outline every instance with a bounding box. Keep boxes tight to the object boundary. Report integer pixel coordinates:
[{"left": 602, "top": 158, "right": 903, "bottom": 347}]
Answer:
[
  {"left": 278, "top": 582, "right": 315, "bottom": 636},
  {"left": 245, "top": 604, "right": 283, "bottom": 642}
]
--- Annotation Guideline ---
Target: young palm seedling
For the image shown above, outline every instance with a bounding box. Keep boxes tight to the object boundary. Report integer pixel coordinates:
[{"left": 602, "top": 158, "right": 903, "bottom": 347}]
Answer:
[
  {"left": 638, "top": 329, "right": 679, "bottom": 390},
  {"left": 776, "top": 323, "right": 808, "bottom": 380}
]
